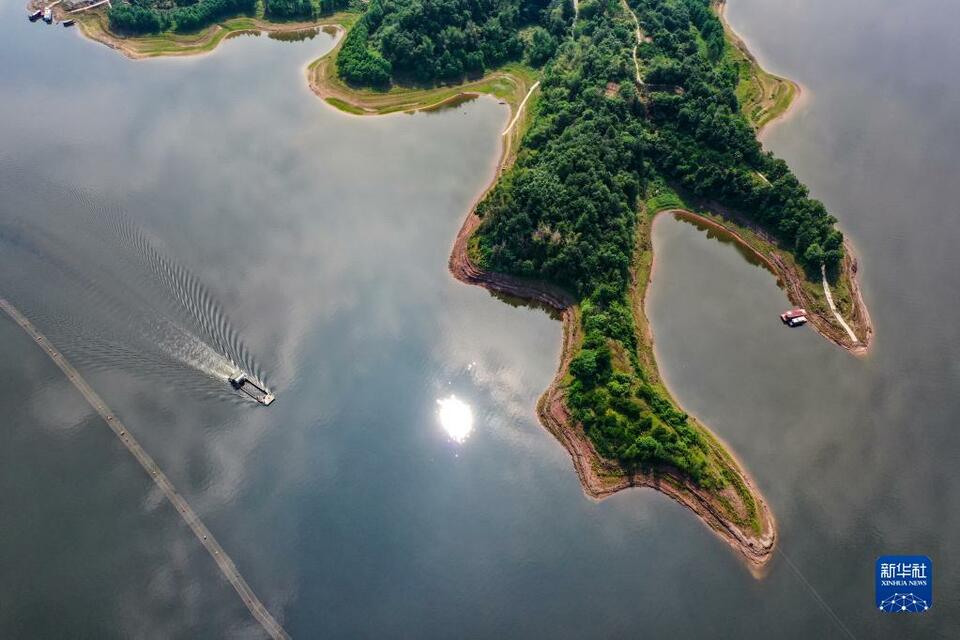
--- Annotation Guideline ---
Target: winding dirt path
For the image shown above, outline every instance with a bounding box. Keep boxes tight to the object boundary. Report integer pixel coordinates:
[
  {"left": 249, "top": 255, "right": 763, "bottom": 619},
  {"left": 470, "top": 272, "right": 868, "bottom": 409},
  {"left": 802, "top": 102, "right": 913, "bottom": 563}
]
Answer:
[
  {"left": 501, "top": 81, "right": 540, "bottom": 136},
  {"left": 821, "top": 264, "right": 859, "bottom": 344},
  {"left": 69, "top": 0, "right": 111, "bottom": 14},
  {"left": 0, "top": 297, "right": 290, "bottom": 640},
  {"left": 621, "top": 0, "right": 645, "bottom": 86}
]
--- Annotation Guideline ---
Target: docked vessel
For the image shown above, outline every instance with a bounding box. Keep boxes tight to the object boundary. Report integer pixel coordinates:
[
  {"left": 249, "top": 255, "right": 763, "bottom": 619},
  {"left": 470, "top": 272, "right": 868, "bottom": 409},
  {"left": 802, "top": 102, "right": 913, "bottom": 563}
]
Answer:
[
  {"left": 29, "top": 9, "right": 42, "bottom": 21},
  {"left": 780, "top": 308, "right": 806, "bottom": 322},
  {"left": 229, "top": 371, "right": 275, "bottom": 405},
  {"left": 42, "top": 7, "right": 53, "bottom": 23},
  {"left": 780, "top": 308, "right": 808, "bottom": 327}
]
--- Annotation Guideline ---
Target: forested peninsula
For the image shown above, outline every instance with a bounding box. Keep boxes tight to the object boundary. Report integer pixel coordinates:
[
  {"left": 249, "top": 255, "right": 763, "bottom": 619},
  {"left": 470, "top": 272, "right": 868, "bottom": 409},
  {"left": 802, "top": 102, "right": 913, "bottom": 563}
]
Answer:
[{"left": 49, "top": 0, "right": 877, "bottom": 567}]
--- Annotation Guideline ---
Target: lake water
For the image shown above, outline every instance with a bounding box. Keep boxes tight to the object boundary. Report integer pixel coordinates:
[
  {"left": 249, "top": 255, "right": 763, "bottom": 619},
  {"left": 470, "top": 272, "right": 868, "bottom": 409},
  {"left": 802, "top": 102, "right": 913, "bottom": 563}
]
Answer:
[{"left": 1, "top": 1, "right": 958, "bottom": 637}]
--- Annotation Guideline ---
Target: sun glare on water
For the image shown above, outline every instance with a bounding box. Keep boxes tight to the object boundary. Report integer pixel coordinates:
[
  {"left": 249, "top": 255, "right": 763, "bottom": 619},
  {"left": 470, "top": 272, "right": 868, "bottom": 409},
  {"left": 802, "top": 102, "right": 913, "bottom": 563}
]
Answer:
[{"left": 437, "top": 395, "right": 474, "bottom": 444}]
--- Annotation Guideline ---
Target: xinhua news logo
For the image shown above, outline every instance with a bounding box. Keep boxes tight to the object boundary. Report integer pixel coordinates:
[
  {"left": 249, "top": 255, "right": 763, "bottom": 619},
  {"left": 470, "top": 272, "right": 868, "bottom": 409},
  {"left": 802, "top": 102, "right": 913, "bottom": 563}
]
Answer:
[{"left": 876, "top": 555, "right": 932, "bottom": 613}]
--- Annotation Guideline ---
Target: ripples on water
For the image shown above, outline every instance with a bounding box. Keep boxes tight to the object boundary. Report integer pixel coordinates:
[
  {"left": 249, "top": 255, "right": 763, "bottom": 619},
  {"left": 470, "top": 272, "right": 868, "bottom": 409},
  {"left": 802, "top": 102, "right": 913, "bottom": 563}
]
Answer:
[{"left": 0, "top": 167, "right": 267, "bottom": 403}]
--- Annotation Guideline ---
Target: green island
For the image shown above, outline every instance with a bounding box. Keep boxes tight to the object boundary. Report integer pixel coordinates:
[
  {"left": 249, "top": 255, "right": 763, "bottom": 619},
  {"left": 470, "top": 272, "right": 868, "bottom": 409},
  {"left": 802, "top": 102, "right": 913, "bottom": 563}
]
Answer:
[{"left": 51, "top": 0, "right": 877, "bottom": 567}]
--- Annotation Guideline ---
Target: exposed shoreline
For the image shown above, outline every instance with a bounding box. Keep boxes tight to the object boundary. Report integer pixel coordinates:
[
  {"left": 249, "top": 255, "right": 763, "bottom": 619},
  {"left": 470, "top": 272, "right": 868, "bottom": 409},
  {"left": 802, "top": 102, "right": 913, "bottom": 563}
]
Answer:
[
  {"left": 445, "top": 75, "right": 778, "bottom": 566},
  {"left": 37, "top": 4, "right": 540, "bottom": 128},
  {"left": 34, "top": 1, "right": 353, "bottom": 60},
  {"left": 304, "top": 23, "right": 538, "bottom": 119},
  {"left": 449, "top": 198, "right": 777, "bottom": 570},
  {"left": 39, "top": 1, "right": 879, "bottom": 570}
]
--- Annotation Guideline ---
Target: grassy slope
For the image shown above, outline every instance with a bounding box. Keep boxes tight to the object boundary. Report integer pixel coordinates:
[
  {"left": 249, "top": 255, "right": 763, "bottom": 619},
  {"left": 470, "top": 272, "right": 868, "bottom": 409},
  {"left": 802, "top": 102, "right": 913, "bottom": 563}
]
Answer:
[
  {"left": 715, "top": 0, "right": 798, "bottom": 131},
  {"left": 728, "top": 37, "right": 797, "bottom": 131}
]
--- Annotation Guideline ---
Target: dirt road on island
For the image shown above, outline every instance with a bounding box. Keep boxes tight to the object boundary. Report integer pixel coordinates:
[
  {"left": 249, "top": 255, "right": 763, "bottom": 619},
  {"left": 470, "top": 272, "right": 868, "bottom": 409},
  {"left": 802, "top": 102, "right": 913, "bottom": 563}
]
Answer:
[
  {"left": 501, "top": 81, "right": 540, "bottom": 136},
  {"left": 821, "top": 264, "right": 859, "bottom": 344}
]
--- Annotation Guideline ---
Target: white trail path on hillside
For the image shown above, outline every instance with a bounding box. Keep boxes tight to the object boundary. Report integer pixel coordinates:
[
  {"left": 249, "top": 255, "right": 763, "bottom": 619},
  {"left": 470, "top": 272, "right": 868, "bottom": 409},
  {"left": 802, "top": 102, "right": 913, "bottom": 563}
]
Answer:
[
  {"left": 621, "top": 0, "right": 646, "bottom": 86},
  {"left": 821, "top": 264, "right": 858, "bottom": 343},
  {"left": 502, "top": 81, "right": 541, "bottom": 136}
]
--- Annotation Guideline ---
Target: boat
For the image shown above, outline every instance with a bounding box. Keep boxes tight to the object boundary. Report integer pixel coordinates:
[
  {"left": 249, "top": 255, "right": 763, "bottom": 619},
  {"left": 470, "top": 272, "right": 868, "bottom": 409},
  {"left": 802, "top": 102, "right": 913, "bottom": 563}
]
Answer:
[
  {"left": 787, "top": 315, "right": 808, "bottom": 328},
  {"left": 63, "top": 19, "right": 75, "bottom": 27},
  {"left": 42, "top": 7, "right": 52, "bottom": 23},
  {"left": 780, "top": 308, "right": 806, "bottom": 323},
  {"left": 229, "top": 370, "right": 275, "bottom": 406},
  {"left": 29, "top": 9, "right": 42, "bottom": 21}
]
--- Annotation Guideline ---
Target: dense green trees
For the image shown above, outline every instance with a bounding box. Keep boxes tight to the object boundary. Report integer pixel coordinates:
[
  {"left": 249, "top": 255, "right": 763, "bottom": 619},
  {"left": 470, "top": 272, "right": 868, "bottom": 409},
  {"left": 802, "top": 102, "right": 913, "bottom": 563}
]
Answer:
[
  {"left": 475, "top": 15, "right": 644, "bottom": 298},
  {"left": 368, "top": 0, "right": 523, "bottom": 81},
  {"left": 337, "top": 18, "right": 393, "bottom": 85},
  {"left": 107, "top": 0, "right": 348, "bottom": 35},
  {"left": 264, "top": 0, "right": 315, "bottom": 20},
  {"left": 472, "top": 2, "right": 726, "bottom": 487},
  {"left": 265, "top": 0, "right": 348, "bottom": 20},
  {"left": 108, "top": 0, "right": 256, "bottom": 34},
  {"left": 331, "top": 0, "right": 851, "bottom": 487},
  {"left": 172, "top": 0, "right": 256, "bottom": 32},
  {"left": 108, "top": 2, "right": 166, "bottom": 34},
  {"left": 632, "top": 0, "right": 843, "bottom": 270},
  {"left": 337, "top": 0, "right": 567, "bottom": 84},
  {"left": 105, "top": 0, "right": 852, "bottom": 488},
  {"left": 336, "top": 0, "right": 836, "bottom": 486},
  {"left": 525, "top": 27, "right": 557, "bottom": 66}
]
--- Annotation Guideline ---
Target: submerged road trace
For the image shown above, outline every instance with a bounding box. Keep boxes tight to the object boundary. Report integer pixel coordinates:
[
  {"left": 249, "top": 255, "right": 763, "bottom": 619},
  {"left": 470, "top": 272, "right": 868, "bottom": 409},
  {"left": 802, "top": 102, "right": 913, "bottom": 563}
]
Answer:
[{"left": 0, "top": 296, "right": 289, "bottom": 640}]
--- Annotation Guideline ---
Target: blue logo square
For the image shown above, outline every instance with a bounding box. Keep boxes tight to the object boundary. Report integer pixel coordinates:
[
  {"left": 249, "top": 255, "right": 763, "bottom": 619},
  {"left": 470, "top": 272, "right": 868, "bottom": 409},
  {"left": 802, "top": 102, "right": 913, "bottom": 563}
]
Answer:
[{"left": 876, "top": 555, "right": 932, "bottom": 612}]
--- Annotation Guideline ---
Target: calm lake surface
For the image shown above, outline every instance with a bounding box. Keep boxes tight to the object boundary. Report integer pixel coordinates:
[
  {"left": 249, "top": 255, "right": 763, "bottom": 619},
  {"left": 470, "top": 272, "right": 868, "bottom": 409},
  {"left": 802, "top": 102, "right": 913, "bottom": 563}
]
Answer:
[{"left": 1, "top": 0, "right": 958, "bottom": 637}]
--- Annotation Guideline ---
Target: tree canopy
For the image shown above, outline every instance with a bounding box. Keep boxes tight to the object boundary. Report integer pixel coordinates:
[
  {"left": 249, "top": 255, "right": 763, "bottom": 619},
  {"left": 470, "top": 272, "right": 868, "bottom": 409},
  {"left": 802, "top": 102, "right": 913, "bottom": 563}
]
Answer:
[
  {"left": 337, "top": 0, "right": 563, "bottom": 84},
  {"left": 335, "top": 0, "right": 847, "bottom": 489},
  {"left": 108, "top": 0, "right": 348, "bottom": 35},
  {"left": 633, "top": 0, "right": 843, "bottom": 270},
  {"left": 472, "top": 1, "right": 721, "bottom": 486},
  {"left": 108, "top": 0, "right": 846, "bottom": 491}
]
